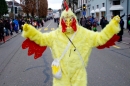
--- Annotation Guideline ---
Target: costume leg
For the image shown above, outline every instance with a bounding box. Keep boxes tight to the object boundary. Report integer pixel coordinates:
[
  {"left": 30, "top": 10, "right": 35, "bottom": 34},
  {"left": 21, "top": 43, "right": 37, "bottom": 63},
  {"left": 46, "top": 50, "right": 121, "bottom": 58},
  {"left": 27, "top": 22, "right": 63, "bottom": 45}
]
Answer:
[
  {"left": 71, "top": 68, "right": 87, "bottom": 86},
  {"left": 53, "top": 72, "right": 71, "bottom": 86}
]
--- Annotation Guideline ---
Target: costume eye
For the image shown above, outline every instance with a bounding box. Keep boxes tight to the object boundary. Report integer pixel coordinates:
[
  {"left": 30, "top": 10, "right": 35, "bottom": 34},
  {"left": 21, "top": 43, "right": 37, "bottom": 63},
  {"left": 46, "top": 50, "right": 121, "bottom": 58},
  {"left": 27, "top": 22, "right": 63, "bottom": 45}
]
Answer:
[
  {"left": 70, "top": 16, "right": 74, "bottom": 18},
  {"left": 62, "top": 17, "right": 66, "bottom": 22},
  {"left": 69, "top": 19, "right": 71, "bottom": 21},
  {"left": 70, "top": 16, "right": 74, "bottom": 20}
]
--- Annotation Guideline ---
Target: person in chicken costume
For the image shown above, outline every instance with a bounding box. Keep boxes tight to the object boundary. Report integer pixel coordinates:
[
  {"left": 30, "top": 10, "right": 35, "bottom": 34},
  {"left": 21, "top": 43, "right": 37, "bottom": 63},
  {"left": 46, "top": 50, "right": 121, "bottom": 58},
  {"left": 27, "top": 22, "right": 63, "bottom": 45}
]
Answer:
[{"left": 21, "top": 1, "right": 120, "bottom": 86}]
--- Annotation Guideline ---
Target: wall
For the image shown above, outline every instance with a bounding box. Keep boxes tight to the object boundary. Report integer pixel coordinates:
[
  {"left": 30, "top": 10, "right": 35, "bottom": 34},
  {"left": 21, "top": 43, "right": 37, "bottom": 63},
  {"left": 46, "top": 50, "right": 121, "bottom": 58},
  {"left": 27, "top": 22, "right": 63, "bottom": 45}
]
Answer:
[
  {"left": 86, "top": 0, "right": 128, "bottom": 28},
  {"left": 87, "top": 0, "right": 106, "bottom": 21}
]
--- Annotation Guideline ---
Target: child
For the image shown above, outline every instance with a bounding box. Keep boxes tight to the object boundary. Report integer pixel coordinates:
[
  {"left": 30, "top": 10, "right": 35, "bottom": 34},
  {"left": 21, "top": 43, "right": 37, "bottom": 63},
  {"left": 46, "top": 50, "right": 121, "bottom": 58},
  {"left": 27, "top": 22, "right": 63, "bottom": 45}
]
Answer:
[{"left": 92, "top": 22, "right": 97, "bottom": 32}]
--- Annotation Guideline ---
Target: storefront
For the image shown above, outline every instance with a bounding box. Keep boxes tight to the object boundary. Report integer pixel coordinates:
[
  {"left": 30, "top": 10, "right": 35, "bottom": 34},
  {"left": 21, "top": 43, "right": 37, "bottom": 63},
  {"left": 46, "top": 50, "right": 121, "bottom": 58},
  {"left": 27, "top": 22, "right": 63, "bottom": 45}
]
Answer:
[
  {"left": 90, "top": 10, "right": 95, "bottom": 16},
  {"left": 95, "top": 8, "right": 100, "bottom": 21},
  {"left": 109, "top": 5, "right": 124, "bottom": 16},
  {"left": 75, "top": 8, "right": 82, "bottom": 21},
  {"left": 100, "top": 7, "right": 106, "bottom": 17}
]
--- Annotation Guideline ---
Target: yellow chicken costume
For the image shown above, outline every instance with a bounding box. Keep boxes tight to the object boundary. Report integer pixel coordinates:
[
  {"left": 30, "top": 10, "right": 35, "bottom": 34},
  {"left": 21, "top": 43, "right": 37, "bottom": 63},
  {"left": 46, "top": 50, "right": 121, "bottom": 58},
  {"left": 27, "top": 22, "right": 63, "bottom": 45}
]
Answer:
[{"left": 21, "top": 1, "right": 120, "bottom": 86}]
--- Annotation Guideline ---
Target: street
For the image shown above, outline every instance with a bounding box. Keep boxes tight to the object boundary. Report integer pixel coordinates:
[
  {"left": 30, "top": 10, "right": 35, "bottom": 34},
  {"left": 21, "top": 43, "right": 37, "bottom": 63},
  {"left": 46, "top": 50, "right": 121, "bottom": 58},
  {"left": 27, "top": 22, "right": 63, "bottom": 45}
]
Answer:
[{"left": 0, "top": 20, "right": 130, "bottom": 86}]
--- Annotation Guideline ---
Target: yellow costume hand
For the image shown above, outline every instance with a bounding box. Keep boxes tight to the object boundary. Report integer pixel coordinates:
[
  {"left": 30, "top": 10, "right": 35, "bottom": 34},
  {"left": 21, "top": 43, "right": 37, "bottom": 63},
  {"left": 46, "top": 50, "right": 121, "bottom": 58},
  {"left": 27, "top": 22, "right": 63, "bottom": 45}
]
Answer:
[
  {"left": 23, "top": 24, "right": 29, "bottom": 31},
  {"left": 112, "top": 15, "right": 120, "bottom": 24}
]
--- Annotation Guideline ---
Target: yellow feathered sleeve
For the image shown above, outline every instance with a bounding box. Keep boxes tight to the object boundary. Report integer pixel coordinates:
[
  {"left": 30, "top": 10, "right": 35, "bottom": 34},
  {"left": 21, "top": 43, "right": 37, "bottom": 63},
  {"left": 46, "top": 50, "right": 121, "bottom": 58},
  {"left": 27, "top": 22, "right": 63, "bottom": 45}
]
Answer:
[
  {"left": 88, "top": 15, "right": 121, "bottom": 47},
  {"left": 22, "top": 24, "right": 53, "bottom": 47}
]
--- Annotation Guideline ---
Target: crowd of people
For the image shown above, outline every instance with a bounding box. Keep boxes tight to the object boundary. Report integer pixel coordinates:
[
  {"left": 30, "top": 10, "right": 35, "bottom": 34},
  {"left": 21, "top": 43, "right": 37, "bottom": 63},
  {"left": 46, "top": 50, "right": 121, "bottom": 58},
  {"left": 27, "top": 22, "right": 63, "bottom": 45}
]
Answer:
[
  {"left": 79, "top": 14, "right": 130, "bottom": 42},
  {"left": 0, "top": 18, "right": 45, "bottom": 43},
  {"left": 79, "top": 16, "right": 108, "bottom": 32},
  {"left": 0, "top": 14, "right": 130, "bottom": 43}
]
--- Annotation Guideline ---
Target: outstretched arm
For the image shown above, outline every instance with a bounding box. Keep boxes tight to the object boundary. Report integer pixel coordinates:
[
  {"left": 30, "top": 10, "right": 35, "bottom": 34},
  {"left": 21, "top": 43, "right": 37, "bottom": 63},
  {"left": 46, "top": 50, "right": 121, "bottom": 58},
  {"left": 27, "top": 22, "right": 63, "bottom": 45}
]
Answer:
[
  {"left": 89, "top": 15, "right": 120, "bottom": 47},
  {"left": 22, "top": 24, "right": 53, "bottom": 47}
]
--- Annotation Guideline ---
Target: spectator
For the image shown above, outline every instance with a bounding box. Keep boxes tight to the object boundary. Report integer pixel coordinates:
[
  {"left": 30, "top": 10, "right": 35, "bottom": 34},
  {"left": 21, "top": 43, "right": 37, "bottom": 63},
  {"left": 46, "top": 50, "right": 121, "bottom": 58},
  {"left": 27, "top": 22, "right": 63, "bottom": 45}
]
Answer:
[
  {"left": 5, "top": 20, "right": 13, "bottom": 36},
  {"left": 128, "top": 14, "right": 130, "bottom": 34},
  {"left": 79, "top": 17, "right": 83, "bottom": 25},
  {"left": 100, "top": 17, "right": 109, "bottom": 29},
  {"left": 117, "top": 13, "right": 125, "bottom": 42},
  {"left": 0, "top": 19, "right": 5, "bottom": 43},
  {"left": 103, "top": 18, "right": 109, "bottom": 27},
  {"left": 19, "top": 19, "right": 23, "bottom": 32},
  {"left": 92, "top": 22, "right": 97, "bottom": 32},
  {"left": 85, "top": 20, "right": 92, "bottom": 30},
  {"left": 100, "top": 16, "right": 105, "bottom": 29},
  {"left": 32, "top": 20, "right": 37, "bottom": 28},
  {"left": 80, "top": 17, "right": 86, "bottom": 27},
  {"left": 40, "top": 19, "right": 44, "bottom": 27},
  {"left": 13, "top": 19, "right": 19, "bottom": 33},
  {"left": 118, "top": 18, "right": 124, "bottom": 42}
]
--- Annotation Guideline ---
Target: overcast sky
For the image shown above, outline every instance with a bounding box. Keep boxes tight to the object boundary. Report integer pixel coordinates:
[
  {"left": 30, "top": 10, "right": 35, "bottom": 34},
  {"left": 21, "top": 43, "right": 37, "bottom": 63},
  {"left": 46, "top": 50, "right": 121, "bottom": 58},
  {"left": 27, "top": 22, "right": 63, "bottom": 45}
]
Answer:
[{"left": 6, "top": 0, "right": 62, "bottom": 9}]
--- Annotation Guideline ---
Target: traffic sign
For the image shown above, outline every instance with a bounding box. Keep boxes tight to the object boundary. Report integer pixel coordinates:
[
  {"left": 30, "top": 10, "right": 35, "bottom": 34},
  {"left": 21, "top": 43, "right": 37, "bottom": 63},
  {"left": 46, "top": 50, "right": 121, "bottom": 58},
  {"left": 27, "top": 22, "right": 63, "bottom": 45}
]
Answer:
[{"left": 82, "top": 11, "right": 86, "bottom": 16}]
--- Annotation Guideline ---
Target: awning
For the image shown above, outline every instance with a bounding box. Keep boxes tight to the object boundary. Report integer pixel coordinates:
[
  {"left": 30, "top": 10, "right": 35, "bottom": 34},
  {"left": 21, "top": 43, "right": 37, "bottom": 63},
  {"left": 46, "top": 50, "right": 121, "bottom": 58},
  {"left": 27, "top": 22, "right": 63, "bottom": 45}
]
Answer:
[
  {"left": 90, "top": 10, "right": 95, "bottom": 13},
  {"left": 75, "top": 8, "right": 81, "bottom": 13},
  {"left": 109, "top": 5, "right": 124, "bottom": 11},
  {"left": 100, "top": 7, "right": 106, "bottom": 12},
  {"left": 95, "top": 9, "right": 100, "bottom": 13}
]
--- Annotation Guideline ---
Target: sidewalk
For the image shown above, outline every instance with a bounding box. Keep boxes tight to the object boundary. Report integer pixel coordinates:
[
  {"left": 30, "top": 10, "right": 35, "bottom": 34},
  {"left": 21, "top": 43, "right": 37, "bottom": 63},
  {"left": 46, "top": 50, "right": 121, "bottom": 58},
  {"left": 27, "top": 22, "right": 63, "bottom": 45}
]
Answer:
[
  {"left": 0, "top": 31, "right": 21, "bottom": 45},
  {"left": 97, "top": 26, "right": 130, "bottom": 44}
]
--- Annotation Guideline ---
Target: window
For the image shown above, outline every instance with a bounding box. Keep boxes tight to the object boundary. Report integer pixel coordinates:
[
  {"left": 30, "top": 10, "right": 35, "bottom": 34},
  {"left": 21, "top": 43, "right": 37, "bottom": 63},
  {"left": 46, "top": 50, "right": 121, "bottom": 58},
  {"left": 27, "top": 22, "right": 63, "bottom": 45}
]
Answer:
[
  {"left": 89, "top": 8, "right": 90, "bottom": 15},
  {"left": 97, "top": 5, "right": 99, "bottom": 8},
  {"left": 102, "top": 3, "right": 105, "bottom": 7},
  {"left": 112, "top": 10, "right": 120, "bottom": 16},
  {"left": 101, "top": 12, "right": 105, "bottom": 17},
  {"left": 86, "top": 0, "right": 87, "bottom": 3},
  {"left": 113, "top": 1, "right": 120, "bottom": 5}
]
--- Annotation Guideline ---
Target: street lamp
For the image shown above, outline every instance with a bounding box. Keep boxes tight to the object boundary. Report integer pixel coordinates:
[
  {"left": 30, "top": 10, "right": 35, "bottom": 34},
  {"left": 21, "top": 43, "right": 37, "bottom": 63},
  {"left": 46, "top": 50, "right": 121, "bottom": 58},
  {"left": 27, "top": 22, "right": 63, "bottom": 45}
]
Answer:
[
  {"left": 36, "top": 0, "right": 39, "bottom": 18},
  {"left": 12, "top": 0, "right": 15, "bottom": 19},
  {"left": 68, "top": 0, "right": 74, "bottom": 12},
  {"left": 68, "top": 0, "right": 71, "bottom": 8},
  {"left": 72, "top": 0, "right": 74, "bottom": 12}
]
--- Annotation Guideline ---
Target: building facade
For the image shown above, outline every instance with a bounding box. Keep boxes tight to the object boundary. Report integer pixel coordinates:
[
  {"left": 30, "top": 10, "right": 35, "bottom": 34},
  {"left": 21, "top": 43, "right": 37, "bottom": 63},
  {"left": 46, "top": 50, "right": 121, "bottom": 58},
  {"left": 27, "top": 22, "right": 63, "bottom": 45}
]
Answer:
[
  {"left": 61, "top": 0, "right": 88, "bottom": 20},
  {"left": 87, "top": 0, "right": 106, "bottom": 21},
  {"left": 74, "top": 0, "right": 88, "bottom": 20},
  {"left": 87, "top": 0, "right": 130, "bottom": 28},
  {"left": 4, "top": 1, "right": 21, "bottom": 17},
  {"left": 129, "top": 0, "right": 130, "bottom": 14}
]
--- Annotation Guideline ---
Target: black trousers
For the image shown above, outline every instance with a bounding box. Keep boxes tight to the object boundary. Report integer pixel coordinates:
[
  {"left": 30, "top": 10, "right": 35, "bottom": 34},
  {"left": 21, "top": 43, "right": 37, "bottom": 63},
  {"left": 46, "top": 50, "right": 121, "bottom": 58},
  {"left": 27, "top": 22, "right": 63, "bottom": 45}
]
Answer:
[
  {"left": 0, "top": 32, "right": 5, "bottom": 42},
  {"left": 118, "top": 35, "right": 122, "bottom": 42}
]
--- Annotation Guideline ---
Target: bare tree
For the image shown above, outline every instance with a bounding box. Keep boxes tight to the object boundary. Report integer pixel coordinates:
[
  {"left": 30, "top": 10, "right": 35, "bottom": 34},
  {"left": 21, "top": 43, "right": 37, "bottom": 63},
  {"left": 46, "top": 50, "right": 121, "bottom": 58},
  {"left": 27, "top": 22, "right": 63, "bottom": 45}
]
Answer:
[
  {"left": 20, "top": 0, "right": 48, "bottom": 18},
  {"left": 20, "top": 0, "right": 36, "bottom": 17},
  {"left": 30, "top": 0, "right": 36, "bottom": 17},
  {"left": 38, "top": 0, "right": 48, "bottom": 18}
]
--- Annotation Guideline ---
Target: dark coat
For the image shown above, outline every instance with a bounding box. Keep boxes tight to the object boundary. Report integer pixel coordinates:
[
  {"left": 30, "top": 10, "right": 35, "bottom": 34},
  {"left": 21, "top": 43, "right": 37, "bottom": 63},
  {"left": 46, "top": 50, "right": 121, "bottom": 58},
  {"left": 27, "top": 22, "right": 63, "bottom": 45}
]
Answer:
[
  {"left": 85, "top": 21, "right": 92, "bottom": 30},
  {"left": 118, "top": 19, "right": 124, "bottom": 35},
  {"left": 100, "top": 19, "right": 109, "bottom": 29},
  {"left": 0, "top": 22, "right": 4, "bottom": 33},
  {"left": 100, "top": 18, "right": 109, "bottom": 29},
  {"left": 5, "top": 21, "right": 11, "bottom": 30}
]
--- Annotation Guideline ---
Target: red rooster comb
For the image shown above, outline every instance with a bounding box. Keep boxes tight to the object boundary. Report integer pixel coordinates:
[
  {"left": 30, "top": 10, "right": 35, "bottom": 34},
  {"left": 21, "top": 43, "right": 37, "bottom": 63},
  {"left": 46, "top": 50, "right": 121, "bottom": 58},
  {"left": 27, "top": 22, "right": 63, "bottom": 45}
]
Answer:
[{"left": 64, "top": 0, "right": 69, "bottom": 11}]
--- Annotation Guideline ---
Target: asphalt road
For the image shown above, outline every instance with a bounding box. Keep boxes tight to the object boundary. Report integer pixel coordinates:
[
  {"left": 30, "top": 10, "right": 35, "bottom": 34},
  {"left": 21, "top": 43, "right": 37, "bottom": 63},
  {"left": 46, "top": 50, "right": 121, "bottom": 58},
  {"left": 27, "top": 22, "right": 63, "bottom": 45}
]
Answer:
[{"left": 0, "top": 20, "right": 130, "bottom": 86}]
